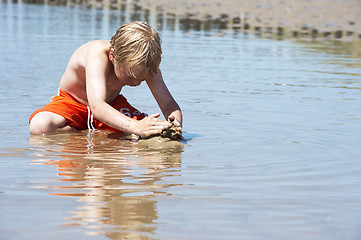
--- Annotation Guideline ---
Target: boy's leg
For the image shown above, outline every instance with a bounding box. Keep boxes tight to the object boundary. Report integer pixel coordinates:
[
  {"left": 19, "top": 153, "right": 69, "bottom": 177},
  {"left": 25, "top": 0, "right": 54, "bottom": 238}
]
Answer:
[
  {"left": 30, "top": 111, "right": 75, "bottom": 134},
  {"left": 29, "top": 89, "right": 89, "bottom": 134}
]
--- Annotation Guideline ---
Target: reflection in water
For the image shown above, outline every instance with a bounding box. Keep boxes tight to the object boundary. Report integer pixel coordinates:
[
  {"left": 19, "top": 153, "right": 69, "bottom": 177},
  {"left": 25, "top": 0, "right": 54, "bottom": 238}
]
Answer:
[
  {"left": 4, "top": 0, "right": 361, "bottom": 42},
  {"left": 296, "top": 40, "right": 361, "bottom": 61},
  {"left": 7, "top": 0, "right": 361, "bottom": 40},
  {"left": 2, "top": 0, "right": 361, "bottom": 63},
  {"left": 29, "top": 131, "right": 183, "bottom": 239}
]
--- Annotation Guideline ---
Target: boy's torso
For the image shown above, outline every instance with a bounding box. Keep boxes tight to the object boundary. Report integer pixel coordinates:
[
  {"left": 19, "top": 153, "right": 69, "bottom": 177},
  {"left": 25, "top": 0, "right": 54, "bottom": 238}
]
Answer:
[{"left": 59, "top": 40, "right": 122, "bottom": 106}]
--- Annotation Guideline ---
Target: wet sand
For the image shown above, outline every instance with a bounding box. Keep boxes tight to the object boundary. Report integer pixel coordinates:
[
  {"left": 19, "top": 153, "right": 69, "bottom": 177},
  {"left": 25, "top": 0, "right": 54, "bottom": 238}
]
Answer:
[{"left": 133, "top": 0, "right": 361, "bottom": 39}]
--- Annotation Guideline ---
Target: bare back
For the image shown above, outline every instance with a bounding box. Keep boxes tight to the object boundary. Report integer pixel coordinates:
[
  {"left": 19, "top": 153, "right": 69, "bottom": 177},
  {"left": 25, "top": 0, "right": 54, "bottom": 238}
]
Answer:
[{"left": 59, "top": 40, "right": 122, "bottom": 105}]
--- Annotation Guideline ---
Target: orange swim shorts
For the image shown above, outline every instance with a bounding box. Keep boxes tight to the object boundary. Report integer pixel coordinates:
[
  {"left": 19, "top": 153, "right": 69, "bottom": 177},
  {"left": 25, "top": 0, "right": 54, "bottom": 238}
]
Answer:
[{"left": 29, "top": 89, "right": 147, "bottom": 132}]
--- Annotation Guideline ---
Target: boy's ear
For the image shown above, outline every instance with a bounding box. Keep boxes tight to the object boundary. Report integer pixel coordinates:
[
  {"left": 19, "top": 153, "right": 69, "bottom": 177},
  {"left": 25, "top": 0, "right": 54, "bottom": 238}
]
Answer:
[{"left": 109, "top": 48, "right": 115, "bottom": 62}]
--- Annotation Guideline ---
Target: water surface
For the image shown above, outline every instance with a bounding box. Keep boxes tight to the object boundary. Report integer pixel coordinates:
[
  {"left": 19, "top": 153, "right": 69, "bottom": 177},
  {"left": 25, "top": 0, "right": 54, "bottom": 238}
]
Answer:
[{"left": 1, "top": 2, "right": 361, "bottom": 240}]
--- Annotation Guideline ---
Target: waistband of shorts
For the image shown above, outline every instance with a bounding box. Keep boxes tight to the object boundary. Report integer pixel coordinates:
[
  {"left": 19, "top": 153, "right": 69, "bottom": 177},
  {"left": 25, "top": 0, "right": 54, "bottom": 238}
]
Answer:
[{"left": 58, "top": 88, "right": 84, "bottom": 105}]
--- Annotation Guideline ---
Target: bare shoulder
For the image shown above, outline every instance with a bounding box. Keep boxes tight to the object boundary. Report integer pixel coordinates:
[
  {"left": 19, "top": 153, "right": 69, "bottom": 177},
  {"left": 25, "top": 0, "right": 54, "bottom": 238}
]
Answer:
[
  {"left": 78, "top": 40, "right": 111, "bottom": 62},
  {"left": 83, "top": 39, "right": 110, "bottom": 51},
  {"left": 63, "top": 40, "right": 110, "bottom": 69}
]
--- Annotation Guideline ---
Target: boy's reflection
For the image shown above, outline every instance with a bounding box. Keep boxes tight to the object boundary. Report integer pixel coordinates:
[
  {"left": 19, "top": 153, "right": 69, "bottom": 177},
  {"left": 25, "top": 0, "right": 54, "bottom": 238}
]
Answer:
[{"left": 29, "top": 131, "right": 183, "bottom": 239}]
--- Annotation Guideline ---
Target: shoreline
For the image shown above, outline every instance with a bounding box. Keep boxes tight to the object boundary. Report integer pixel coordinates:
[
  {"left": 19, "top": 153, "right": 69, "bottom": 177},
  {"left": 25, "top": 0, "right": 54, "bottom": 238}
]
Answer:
[{"left": 4, "top": 0, "right": 361, "bottom": 41}]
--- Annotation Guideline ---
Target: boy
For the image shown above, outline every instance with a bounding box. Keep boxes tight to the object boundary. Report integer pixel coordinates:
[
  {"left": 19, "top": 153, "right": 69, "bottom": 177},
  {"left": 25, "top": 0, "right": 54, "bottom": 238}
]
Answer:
[{"left": 29, "top": 21, "right": 182, "bottom": 138}]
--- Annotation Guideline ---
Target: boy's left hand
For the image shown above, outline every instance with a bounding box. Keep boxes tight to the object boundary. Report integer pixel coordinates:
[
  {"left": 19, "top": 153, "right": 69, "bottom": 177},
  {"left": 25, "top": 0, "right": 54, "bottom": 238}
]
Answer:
[
  {"left": 168, "top": 115, "right": 184, "bottom": 140},
  {"left": 168, "top": 115, "right": 181, "bottom": 127}
]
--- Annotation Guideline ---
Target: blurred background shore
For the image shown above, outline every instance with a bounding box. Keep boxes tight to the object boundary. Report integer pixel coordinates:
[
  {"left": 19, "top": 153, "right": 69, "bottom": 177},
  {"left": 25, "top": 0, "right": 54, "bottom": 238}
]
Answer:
[{"left": 8, "top": 0, "right": 361, "bottom": 41}]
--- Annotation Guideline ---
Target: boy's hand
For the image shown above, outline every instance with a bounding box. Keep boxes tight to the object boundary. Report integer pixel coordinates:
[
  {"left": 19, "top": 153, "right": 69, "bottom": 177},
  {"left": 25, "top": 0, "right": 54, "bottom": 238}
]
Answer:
[
  {"left": 168, "top": 115, "right": 184, "bottom": 140},
  {"left": 168, "top": 115, "right": 181, "bottom": 127},
  {"left": 132, "top": 113, "right": 172, "bottom": 138}
]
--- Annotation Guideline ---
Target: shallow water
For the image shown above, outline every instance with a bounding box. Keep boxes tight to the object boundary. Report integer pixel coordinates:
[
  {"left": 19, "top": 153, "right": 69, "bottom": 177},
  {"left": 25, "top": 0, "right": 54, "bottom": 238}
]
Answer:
[{"left": 1, "top": 2, "right": 361, "bottom": 240}]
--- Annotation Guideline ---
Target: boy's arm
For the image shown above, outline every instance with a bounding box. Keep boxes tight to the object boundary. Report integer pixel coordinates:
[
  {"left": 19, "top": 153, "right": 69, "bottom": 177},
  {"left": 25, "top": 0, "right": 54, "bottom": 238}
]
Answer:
[
  {"left": 146, "top": 69, "right": 183, "bottom": 127},
  {"left": 85, "top": 50, "right": 170, "bottom": 137}
]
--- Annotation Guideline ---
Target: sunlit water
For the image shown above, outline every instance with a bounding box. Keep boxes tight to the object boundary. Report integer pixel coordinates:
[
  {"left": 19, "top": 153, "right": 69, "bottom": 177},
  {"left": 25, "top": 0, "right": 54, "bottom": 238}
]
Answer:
[{"left": 1, "top": 2, "right": 361, "bottom": 240}]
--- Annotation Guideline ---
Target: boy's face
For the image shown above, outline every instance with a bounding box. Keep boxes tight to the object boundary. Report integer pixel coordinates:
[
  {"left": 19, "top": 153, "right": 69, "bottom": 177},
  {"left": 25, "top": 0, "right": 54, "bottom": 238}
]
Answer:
[
  {"left": 109, "top": 48, "right": 150, "bottom": 86},
  {"left": 113, "top": 61, "right": 150, "bottom": 87}
]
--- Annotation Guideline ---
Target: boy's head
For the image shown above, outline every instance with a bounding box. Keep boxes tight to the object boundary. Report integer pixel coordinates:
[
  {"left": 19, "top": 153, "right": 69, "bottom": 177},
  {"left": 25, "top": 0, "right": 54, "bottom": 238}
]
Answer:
[{"left": 110, "top": 21, "right": 162, "bottom": 79}]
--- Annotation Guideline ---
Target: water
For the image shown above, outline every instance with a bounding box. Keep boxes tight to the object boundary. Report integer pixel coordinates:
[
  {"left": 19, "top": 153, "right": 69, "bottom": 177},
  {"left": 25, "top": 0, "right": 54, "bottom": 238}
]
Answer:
[{"left": 1, "top": 2, "right": 361, "bottom": 240}]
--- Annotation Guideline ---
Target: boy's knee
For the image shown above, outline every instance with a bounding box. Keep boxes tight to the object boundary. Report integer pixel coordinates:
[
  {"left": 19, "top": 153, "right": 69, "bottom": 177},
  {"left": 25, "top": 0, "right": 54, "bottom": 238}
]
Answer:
[
  {"left": 29, "top": 112, "right": 66, "bottom": 134},
  {"left": 30, "top": 114, "right": 51, "bottom": 134}
]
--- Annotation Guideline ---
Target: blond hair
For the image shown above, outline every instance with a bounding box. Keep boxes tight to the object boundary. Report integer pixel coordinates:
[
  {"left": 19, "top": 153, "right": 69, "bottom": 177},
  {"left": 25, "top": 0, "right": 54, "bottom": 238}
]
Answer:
[{"left": 110, "top": 21, "right": 162, "bottom": 78}]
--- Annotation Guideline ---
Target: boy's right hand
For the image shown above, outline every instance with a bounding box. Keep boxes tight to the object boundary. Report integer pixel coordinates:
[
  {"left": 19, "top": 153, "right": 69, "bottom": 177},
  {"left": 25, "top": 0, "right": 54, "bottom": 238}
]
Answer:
[{"left": 131, "top": 113, "right": 172, "bottom": 138}]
